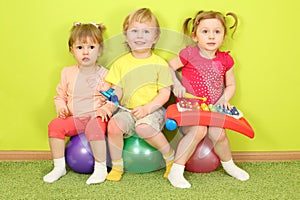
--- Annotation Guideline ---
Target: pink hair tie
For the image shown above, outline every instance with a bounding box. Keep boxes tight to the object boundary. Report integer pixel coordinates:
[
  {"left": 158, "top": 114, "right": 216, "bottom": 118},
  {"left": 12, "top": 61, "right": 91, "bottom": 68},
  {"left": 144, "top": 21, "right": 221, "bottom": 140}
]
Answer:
[
  {"left": 74, "top": 22, "right": 82, "bottom": 27},
  {"left": 89, "top": 22, "right": 99, "bottom": 28},
  {"left": 73, "top": 22, "right": 101, "bottom": 29}
]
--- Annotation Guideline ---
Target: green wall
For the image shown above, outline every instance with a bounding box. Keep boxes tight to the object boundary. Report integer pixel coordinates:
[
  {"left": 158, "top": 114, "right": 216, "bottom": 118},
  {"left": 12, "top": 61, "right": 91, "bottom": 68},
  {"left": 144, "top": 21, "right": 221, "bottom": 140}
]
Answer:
[{"left": 0, "top": 0, "right": 299, "bottom": 151}]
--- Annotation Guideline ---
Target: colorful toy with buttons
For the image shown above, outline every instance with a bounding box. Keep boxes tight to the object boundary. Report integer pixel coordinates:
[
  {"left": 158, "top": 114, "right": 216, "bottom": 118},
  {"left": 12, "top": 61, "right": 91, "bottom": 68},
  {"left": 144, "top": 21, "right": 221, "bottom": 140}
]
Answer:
[
  {"left": 164, "top": 93, "right": 254, "bottom": 138},
  {"left": 177, "top": 93, "right": 243, "bottom": 119}
]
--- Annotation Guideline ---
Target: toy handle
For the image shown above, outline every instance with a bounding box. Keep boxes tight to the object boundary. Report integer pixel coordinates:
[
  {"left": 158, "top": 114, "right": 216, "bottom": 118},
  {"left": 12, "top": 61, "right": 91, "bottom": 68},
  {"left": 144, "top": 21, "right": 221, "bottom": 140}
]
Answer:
[{"left": 184, "top": 93, "right": 207, "bottom": 101}]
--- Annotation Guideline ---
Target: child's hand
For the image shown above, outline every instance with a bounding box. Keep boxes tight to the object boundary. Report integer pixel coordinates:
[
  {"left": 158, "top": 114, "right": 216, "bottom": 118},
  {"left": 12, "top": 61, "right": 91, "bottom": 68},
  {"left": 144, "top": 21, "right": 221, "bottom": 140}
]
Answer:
[
  {"left": 58, "top": 107, "right": 70, "bottom": 118},
  {"left": 172, "top": 83, "right": 186, "bottom": 98},
  {"left": 96, "top": 108, "right": 112, "bottom": 122},
  {"left": 96, "top": 98, "right": 107, "bottom": 108},
  {"left": 99, "top": 93, "right": 108, "bottom": 103},
  {"left": 216, "top": 101, "right": 232, "bottom": 111},
  {"left": 131, "top": 106, "right": 148, "bottom": 120}
]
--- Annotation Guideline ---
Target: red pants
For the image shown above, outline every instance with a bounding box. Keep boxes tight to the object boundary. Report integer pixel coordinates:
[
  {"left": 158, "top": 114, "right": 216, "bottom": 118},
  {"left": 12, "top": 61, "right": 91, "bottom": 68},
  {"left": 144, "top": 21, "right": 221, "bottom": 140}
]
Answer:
[{"left": 48, "top": 116, "right": 106, "bottom": 141}]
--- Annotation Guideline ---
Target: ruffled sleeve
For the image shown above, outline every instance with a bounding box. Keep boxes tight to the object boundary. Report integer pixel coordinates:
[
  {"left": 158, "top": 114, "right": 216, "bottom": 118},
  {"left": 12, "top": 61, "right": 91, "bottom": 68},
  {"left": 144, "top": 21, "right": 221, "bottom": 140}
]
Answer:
[
  {"left": 179, "top": 46, "right": 193, "bottom": 66},
  {"left": 217, "top": 50, "right": 234, "bottom": 71}
]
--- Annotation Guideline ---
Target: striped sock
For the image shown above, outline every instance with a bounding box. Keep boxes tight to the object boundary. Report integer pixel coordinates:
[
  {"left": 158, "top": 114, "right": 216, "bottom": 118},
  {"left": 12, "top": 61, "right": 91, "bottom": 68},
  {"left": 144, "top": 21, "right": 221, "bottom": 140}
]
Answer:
[
  {"left": 106, "top": 159, "right": 124, "bottom": 181},
  {"left": 163, "top": 149, "right": 175, "bottom": 178}
]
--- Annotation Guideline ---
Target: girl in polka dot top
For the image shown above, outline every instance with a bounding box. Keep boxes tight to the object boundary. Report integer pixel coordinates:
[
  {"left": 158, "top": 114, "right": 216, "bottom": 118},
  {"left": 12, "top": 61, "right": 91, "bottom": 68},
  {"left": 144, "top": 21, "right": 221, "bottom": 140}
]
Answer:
[{"left": 167, "top": 10, "right": 249, "bottom": 189}]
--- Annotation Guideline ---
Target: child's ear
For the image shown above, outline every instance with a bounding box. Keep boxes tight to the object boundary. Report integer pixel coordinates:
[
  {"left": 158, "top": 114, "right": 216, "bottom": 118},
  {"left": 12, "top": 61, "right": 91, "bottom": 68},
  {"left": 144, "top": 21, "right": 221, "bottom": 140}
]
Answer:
[
  {"left": 69, "top": 47, "right": 74, "bottom": 55},
  {"left": 98, "top": 46, "right": 103, "bottom": 56},
  {"left": 152, "top": 30, "right": 160, "bottom": 44},
  {"left": 153, "top": 34, "right": 160, "bottom": 44},
  {"left": 191, "top": 32, "right": 198, "bottom": 42},
  {"left": 123, "top": 31, "right": 128, "bottom": 41}
]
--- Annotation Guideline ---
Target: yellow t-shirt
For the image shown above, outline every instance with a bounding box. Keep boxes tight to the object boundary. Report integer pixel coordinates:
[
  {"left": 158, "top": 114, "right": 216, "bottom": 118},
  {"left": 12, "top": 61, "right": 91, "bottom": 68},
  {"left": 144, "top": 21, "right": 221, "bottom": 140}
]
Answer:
[{"left": 105, "top": 53, "right": 173, "bottom": 109}]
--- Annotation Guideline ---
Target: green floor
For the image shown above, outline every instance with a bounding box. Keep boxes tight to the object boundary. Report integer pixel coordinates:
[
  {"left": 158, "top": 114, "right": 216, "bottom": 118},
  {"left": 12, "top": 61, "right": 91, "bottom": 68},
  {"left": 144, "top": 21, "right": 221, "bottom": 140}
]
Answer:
[{"left": 0, "top": 161, "right": 299, "bottom": 199}]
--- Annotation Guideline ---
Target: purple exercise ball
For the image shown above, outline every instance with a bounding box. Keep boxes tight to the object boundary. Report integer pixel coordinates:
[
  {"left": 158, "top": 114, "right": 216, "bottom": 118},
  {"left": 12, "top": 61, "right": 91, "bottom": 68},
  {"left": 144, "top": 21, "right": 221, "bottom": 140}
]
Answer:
[
  {"left": 185, "top": 136, "right": 220, "bottom": 173},
  {"left": 65, "top": 133, "right": 95, "bottom": 174}
]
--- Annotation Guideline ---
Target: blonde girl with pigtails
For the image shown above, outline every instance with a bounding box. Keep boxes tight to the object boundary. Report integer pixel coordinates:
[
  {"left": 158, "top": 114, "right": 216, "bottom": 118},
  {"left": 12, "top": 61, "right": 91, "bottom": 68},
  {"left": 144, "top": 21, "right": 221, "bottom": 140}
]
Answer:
[
  {"left": 168, "top": 11, "right": 249, "bottom": 188},
  {"left": 44, "top": 22, "right": 115, "bottom": 185}
]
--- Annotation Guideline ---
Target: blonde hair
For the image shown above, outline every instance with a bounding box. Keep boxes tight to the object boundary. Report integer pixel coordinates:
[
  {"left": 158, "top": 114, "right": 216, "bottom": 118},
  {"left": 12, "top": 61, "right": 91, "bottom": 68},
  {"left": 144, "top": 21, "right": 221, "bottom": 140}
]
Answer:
[
  {"left": 183, "top": 10, "right": 238, "bottom": 38},
  {"left": 68, "top": 23, "right": 106, "bottom": 51},
  {"left": 123, "top": 8, "right": 160, "bottom": 34}
]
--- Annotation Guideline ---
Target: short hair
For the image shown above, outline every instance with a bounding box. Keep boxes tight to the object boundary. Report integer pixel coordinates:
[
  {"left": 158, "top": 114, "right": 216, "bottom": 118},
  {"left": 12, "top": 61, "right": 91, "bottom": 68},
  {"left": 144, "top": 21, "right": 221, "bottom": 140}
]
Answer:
[
  {"left": 123, "top": 8, "right": 160, "bottom": 34},
  {"left": 68, "top": 23, "right": 105, "bottom": 51}
]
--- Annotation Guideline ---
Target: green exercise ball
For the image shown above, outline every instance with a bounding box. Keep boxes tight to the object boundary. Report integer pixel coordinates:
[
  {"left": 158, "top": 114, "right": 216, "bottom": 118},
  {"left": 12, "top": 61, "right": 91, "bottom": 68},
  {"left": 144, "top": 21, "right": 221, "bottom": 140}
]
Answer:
[{"left": 123, "top": 134, "right": 164, "bottom": 173}]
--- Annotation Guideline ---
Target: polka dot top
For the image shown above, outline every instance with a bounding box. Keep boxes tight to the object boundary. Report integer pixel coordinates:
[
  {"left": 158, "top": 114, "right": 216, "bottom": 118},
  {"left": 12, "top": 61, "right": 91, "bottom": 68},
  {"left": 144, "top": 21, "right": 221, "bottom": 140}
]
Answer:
[{"left": 179, "top": 46, "right": 234, "bottom": 104}]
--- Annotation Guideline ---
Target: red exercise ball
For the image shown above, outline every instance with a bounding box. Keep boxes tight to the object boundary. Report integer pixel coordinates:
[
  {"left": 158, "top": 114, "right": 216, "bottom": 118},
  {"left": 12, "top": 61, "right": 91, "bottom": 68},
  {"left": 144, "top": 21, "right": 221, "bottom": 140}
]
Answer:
[{"left": 185, "top": 136, "right": 220, "bottom": 173}]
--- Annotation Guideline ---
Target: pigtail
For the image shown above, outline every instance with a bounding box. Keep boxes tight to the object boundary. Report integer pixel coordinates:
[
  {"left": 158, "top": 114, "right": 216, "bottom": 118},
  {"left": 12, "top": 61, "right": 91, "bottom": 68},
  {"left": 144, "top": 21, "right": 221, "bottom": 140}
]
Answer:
[
  {"left": 182, "top": 17, "right": 193, "bottom": 36},
  {"left": 194, "top": 10, "right": 204, "bottom": 20},
  {"left": 226, "top": 12, "right": 238, "bottom": 38},
  {"left": 97, "top": 23, "right": 106, "bottom": 32},
  {"left": 183, "top": 10, "right": 206, "bottom": 36}
]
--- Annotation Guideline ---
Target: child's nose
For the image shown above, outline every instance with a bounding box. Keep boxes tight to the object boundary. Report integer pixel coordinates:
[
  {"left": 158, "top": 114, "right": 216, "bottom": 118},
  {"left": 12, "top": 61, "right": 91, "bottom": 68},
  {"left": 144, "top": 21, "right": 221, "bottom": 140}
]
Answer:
[
  {"left": 137, "top": 30, "right": 143, "bottom": 38},
  {"left": 83, "top": 47, "right": 89, "bottom": 54}
]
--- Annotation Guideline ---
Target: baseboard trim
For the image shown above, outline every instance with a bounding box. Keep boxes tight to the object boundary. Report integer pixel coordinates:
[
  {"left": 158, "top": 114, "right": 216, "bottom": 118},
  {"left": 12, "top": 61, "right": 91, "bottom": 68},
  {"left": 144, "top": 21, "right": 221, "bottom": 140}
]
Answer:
[
  {"left": 232, "top": 151, "right": 300, "bottom": 162},
  {"left": 0, "top": 151, "right": 52, "bottom": 161},
  {"left": 0, "top": 150, "right": 300, "bottom": 162}
]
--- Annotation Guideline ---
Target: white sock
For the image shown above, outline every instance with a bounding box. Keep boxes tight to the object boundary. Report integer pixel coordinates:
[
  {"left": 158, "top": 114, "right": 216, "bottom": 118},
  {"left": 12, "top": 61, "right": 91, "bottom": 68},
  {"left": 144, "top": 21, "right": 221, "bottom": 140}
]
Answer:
[
  {"left": 86, "top": 161, "right": 107, "bottom": 185},
  {"left": 168, "top": 163, "right": 191, "bottom": 188},
  {"left": 221, "top": 159, "right": 249, "bottom": 181},
  {"left": 43, "top": 157, "right": 66, "bottom": 183}
]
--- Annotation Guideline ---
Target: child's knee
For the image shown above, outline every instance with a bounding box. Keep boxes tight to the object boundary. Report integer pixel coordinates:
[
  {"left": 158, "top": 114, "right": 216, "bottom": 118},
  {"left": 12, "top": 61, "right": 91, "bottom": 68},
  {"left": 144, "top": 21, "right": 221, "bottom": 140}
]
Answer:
[
  {"left": 208, "top": 128, "right": 226, "bottom": 142},
  {"left": 107, "top": 118, "right": 126, "bottom": 136},
  {"left": 85, "top": 132, "right": 105, "bottom": 141},
  {"left": 85, "top": 118, "right": 106, "bottom": 140},
  {"left": 194, "top": 126, "right": 207, "bottom": 141},
  {"left": 135, "top": 124, "right": 158, "bottom": 139},
  {"left": 182, "top": 126, "right": 207, "bottom": 142},
  {"left": 48, "top": 118, "right": 66, "bottom": 140}
]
